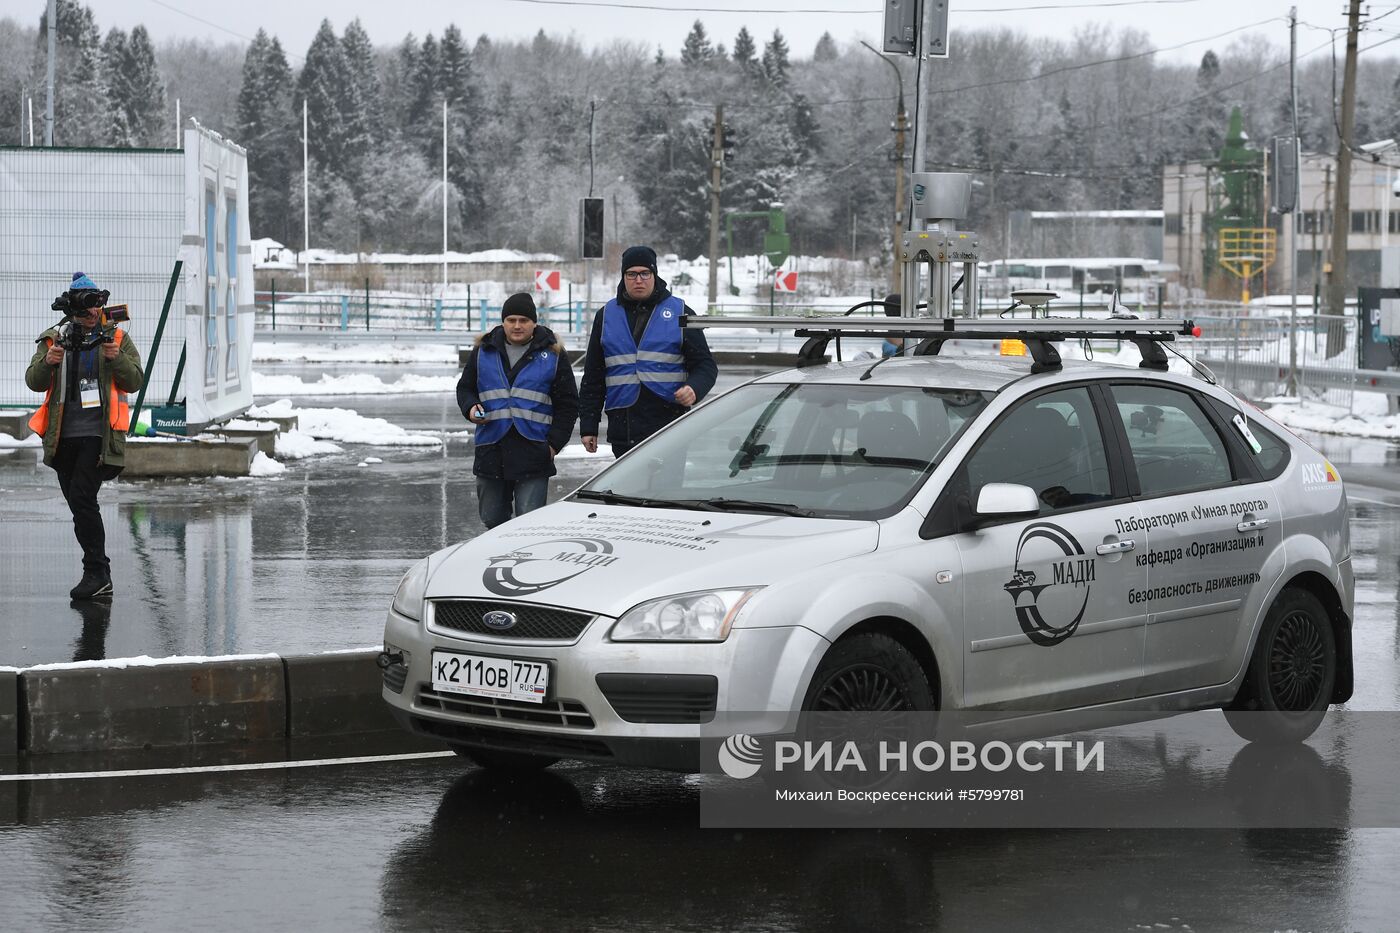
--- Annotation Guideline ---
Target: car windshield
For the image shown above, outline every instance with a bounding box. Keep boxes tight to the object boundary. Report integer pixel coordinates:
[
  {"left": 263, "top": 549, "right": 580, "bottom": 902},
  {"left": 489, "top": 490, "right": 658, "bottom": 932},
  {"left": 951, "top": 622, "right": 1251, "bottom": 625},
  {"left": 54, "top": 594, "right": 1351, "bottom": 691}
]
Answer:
[{"left": 577, "top": 382, "right": 993, "bottom": 519}]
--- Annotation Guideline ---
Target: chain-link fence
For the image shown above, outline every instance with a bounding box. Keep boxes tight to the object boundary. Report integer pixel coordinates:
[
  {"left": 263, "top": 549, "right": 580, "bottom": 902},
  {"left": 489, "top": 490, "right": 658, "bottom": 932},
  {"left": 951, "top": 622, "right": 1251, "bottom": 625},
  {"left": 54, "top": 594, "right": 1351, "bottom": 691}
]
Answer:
[
  {"left": 1192, "top": 314, "right": 1357, "bottom": 411},
  {"left": 0, "top": 147, "right": 186, "bottom": 409}
]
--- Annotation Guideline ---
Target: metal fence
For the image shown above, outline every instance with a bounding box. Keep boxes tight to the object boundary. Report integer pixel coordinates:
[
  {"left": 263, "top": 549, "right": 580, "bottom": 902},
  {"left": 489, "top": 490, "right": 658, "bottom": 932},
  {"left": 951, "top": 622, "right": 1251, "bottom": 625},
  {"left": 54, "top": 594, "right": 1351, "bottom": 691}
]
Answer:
[{"left": 1192, "top": 314, "right": 1358, "bottom": 411}]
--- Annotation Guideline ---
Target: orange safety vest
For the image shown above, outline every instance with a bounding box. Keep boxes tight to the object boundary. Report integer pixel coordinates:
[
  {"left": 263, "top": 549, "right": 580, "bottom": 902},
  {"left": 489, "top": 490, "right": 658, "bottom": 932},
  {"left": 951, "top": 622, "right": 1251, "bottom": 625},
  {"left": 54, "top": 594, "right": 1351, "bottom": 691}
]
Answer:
[{"left": 28, "top": 327, "right": 131, "bottom": 436}]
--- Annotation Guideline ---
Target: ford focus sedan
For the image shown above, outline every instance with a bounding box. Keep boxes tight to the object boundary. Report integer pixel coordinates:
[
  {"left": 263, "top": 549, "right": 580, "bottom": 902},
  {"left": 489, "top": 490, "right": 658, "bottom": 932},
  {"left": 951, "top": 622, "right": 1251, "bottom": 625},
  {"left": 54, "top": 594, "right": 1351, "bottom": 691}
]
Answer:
[{"left": 380, "top": 352, "right": 1352, "bottom": 772}]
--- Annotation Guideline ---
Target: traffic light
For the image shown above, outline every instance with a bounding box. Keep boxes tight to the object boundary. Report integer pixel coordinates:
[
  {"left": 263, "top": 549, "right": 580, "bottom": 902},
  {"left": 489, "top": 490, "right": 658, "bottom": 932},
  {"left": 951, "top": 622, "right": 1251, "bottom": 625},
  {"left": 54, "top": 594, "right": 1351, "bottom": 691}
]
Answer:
[
  {"left": 721, "top": 123, "right": 736, "bottom": 164},
  {"left": 580, "top": 197, "right": 604, "bottom": 259}
]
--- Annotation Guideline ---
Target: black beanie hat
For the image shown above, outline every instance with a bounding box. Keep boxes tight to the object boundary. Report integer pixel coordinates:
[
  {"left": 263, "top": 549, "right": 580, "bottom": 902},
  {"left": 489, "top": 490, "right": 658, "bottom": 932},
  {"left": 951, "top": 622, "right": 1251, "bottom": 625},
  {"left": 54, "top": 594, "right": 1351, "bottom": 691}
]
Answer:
[
  {"left": 883, "top": 293, "right": 902, "bottom": 317},
  {"left": 502, "top": 292, "right": 537, "bottom": 322},
  {"left": 621, "top": 245, "right": 658, "bottom": 275}
]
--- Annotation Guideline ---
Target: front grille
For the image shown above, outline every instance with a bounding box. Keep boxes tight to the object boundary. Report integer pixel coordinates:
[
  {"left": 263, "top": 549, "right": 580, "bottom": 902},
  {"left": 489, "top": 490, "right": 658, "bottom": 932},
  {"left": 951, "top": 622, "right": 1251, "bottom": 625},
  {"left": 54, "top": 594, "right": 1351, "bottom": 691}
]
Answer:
[
  {"left": 432, "top": 600, "right": 596, "bottom": 641},
  {"left": 411, "top": 716, "right": 615, "bottom": 760},
  {"left": 382, "top": 662, "right": 408, "bottom": 694},
  {"left": 417, "top": 685, "right": 595, "bottom": 729},
  {"left": 596, "top": 673, "right": 719, "bottom": 724}
]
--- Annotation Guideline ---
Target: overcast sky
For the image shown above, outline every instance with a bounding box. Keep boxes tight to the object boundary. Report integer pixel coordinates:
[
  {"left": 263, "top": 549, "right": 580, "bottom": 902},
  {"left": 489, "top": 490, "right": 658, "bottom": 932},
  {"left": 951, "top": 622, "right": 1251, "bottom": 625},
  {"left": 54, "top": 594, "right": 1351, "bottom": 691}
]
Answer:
[{"left": 43, "top": 0, "right": 1374, "bottom": 65}]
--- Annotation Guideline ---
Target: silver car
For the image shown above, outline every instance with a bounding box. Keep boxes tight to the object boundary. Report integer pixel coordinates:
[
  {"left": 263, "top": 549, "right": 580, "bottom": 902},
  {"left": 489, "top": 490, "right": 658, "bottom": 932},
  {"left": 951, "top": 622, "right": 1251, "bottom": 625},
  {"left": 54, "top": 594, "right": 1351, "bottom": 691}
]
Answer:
[{"left": 380, "top": 354, "right": 1353, "bottom": 772}]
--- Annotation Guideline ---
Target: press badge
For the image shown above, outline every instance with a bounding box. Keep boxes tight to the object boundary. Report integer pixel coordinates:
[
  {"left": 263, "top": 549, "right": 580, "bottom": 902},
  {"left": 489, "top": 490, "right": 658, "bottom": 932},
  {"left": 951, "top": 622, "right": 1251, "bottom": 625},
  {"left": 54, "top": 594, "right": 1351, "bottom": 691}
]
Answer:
[
  {"left": 79, "top": 378, "right": 101, "bottom": 409},
  {"left": 1232, "top": 413, "right": 1262, "bottom": 454}
]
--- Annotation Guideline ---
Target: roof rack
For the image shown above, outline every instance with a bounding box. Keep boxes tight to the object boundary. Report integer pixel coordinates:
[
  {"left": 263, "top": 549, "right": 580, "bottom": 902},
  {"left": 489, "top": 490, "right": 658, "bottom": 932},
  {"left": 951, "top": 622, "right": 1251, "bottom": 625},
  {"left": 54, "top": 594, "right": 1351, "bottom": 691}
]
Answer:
[{"left": 682, "top": 315, "right": 1200, "bottom": 374}]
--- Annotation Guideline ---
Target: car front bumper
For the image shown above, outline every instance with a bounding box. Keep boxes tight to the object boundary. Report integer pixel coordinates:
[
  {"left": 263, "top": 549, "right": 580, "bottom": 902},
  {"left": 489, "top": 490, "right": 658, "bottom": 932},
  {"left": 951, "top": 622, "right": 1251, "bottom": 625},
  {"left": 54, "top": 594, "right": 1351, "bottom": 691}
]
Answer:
[{"left": 380, "top": 601, "right": 827, "bottom": 771}]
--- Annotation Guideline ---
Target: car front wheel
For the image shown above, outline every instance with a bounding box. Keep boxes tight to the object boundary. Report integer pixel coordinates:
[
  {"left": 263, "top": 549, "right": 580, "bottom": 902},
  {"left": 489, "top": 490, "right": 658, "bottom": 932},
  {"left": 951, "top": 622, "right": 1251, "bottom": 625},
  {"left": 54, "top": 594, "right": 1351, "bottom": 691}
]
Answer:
[
  {"left": 802, "top": 632, "right": 935, "bottom": 712},
  {"left": 1225, "top": 588, "right": 1336, "bottom": 744}
]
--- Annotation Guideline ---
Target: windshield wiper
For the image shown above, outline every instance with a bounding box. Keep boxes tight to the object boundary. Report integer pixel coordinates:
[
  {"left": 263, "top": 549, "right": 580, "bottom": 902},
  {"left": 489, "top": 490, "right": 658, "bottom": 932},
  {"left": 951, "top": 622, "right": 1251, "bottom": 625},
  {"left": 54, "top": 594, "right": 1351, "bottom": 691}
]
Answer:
[
  {"left": 574, "top": 489, "right": 687, "bottom": 509},
  {"left": 693, "top": 497, "right": 815, "bottom": 517}
]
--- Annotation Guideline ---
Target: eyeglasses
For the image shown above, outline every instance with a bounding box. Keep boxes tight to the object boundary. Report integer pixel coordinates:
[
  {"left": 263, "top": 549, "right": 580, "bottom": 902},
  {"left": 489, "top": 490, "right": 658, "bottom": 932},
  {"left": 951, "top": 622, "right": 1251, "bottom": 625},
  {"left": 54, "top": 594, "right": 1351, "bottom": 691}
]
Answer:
[{"left": 623, "top": 270, "right": 653, "bottom": 281}]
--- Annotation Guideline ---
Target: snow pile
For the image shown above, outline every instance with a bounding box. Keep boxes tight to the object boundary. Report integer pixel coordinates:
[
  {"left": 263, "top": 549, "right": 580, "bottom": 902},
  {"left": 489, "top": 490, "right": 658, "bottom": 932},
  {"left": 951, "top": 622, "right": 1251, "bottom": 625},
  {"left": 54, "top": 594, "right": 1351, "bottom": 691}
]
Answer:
[
  {"left": 0, "top": 432, "right": 41, "bottom": 449},
  {"left": 253, "top": 342, "right": 461, "bottom": 364},
  {"left": 222, "top": 418, "right": 279, "bottom": 431},
  {"left": 249, "top": 451, "right": 286, "bottom": 476},
  {"left": 249, "top": 399, "right": 441, "bottom": 447},
  {"left": 252, "top": 371, "right": 459, "bottom": 396},
  {"left": 554, "top": 444, "right": 615, "bottom": 461},
  {"left": 275, "top": 429, "right": 343, "bottom": 459},
  {"left": 24, "top": 652, "right": 282, "bottom": 672},
  {"left": 1260, "top": 396, "right": 1400, "bottom": 440}
]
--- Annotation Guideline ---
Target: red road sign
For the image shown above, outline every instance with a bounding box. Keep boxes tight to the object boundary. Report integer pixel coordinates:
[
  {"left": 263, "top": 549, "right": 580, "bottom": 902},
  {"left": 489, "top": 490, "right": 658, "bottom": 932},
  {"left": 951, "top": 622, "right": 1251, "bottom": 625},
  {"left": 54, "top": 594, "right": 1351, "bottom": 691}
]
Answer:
[
  {"left": 774, "top": 270, "right": 798, "bottom": 292},
  {"left": 534, "top": 269, "right": 561, "bottom": 291}
]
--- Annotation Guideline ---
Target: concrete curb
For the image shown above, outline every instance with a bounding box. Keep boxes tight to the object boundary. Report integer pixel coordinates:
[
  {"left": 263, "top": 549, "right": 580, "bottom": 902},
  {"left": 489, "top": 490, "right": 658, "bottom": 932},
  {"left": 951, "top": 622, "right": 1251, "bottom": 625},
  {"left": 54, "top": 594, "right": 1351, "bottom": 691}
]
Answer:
[
  {"left": 1, "top": 670, "right": 16, "bottom": 758},
  {"left": 6, "top": 649, "right": 398, "bottom": 758}
]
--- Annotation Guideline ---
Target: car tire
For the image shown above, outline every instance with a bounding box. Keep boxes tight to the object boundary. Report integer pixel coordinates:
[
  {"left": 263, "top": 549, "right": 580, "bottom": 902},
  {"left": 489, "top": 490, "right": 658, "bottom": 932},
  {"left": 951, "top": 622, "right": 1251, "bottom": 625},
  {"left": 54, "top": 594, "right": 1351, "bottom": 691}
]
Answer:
[
  {"left": 455, "top": 747, "right": 560, "bottom": 772},
  {"left": 1224, "top": 588, "right": 1336, "bottom": 745},
  {"left": 801, "top": 632, "right": 935, "bottom": 712}
]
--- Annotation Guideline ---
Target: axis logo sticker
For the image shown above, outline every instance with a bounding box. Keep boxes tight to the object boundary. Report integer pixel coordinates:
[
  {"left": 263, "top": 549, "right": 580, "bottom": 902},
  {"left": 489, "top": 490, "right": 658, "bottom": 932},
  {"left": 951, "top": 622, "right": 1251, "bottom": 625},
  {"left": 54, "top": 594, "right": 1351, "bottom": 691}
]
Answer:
[
  {"left": 483, "top": 536, "right": 618, "bottom": 597},
  {"left": 1002, "top": 522, "right": 1094, "bottom": 646}
]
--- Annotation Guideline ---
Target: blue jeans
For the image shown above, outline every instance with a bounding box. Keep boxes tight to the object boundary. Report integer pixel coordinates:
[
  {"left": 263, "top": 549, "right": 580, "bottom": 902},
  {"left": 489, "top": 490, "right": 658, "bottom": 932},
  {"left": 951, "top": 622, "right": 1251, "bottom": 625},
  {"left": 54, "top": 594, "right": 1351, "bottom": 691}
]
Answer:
[{"left": 477, "top": 476, "right": 549, "bottom": 529}]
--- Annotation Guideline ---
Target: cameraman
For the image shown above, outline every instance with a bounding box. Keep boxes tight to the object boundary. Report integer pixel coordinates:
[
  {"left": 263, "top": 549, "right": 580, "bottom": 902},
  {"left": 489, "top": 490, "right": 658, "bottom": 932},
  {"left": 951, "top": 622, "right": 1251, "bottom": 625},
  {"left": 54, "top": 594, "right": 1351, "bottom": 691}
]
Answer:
[{"left": 24, "top": 273, "right": 144, "bottom": 600}]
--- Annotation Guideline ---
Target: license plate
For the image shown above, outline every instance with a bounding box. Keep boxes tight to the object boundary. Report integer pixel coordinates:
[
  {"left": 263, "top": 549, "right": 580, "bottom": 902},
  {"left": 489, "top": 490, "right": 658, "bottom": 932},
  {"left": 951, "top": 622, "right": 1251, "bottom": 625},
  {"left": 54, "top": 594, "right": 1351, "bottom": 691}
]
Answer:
[{"left": 430, "top": 650, "right": 549, "bottom": 704}]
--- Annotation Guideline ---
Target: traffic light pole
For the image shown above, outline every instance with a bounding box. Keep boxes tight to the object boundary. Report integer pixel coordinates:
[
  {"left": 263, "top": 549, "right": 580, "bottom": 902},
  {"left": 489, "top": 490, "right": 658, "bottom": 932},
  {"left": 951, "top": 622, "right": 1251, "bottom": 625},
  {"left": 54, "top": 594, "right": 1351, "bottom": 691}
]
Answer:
[{"left": 708, "top": 103, "right": 724, "bottom": 308}]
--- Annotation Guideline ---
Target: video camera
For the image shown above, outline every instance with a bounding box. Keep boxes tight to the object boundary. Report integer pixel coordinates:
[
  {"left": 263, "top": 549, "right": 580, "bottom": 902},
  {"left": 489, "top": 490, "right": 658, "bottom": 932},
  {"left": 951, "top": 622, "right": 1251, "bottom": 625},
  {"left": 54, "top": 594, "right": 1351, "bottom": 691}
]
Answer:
[{"left": 48, "top": 288, "right": 129, "bottom": 352}]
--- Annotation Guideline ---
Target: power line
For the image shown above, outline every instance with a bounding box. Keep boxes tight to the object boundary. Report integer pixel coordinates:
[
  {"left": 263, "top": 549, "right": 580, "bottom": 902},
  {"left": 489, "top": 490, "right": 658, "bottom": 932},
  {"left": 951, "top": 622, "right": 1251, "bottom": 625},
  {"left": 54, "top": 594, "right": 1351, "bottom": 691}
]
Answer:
[
  {"left": 499, "top": 0, "right": 1208, "bottom": 12},
  {"left": 929, "top": 15, "right": 1283, "bottom": 96},
  {"left": 145, "top": 0, "right": 304, "bottom": 61}
]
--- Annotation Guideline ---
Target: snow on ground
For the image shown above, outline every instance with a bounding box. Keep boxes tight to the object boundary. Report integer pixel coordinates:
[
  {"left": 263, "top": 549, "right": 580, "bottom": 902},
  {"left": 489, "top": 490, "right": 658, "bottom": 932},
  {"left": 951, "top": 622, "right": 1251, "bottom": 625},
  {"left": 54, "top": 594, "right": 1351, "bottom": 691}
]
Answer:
[
  {"left": 249, "top": 399, "right": 441, "bottom": 447},
  {"left": 275, "top": 429, "right": 343, "bottom": 459},
  {"left": 252, "top": 371, "right": 460, "bottom": 395},
  {"left": 554, "top": 444, "right": 614, "bottom": 461},
  {"left": 223, "top": 418, "right": 279, "bottom": 431},
  {"left": 253, "top": 342, "right": 461, "bottom": 364},
  {"left": 0, "top": 432, "right": 41, "bottom": 449},
  {"left": 1259, "top": 395, "right": 1400, "bottom": 440}
]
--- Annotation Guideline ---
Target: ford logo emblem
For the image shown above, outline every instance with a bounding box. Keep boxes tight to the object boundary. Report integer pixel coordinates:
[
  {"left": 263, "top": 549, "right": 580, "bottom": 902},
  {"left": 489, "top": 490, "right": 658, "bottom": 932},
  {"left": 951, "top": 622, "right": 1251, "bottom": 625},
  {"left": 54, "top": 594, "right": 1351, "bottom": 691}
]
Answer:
[{"left": 483, "top": 610, "right": 517, "bottom": 631}]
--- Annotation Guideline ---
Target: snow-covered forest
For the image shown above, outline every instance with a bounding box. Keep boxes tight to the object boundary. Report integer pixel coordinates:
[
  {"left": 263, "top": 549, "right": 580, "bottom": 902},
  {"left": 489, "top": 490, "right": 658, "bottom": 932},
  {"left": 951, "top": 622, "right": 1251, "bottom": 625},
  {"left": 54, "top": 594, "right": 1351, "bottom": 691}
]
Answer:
[{"left": 2, "top": 1, "right": 1398, "bottom": 260}]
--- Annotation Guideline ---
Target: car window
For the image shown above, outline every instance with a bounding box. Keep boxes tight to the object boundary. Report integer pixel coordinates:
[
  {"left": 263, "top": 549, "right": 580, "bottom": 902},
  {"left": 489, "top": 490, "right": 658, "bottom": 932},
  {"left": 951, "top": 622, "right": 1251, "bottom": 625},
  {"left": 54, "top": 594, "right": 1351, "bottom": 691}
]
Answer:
[
  {"left": 1206, "top": 397, "right": 1292, "bottom": 480},
  {"left": 582, "top": 383, "right": 993, "bottom": 520},
  {"left": 964, "top": 386, "right": 1113, "bottom": 512},
  {"left": 1110, "top": 384, "right": 1234, "bottom": 495}
]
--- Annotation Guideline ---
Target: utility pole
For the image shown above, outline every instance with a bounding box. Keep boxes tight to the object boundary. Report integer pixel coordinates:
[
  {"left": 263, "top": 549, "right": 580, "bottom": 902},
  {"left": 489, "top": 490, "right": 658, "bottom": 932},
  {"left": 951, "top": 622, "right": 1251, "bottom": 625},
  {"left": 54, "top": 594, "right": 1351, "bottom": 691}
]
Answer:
[
  {"left": 302, "top": 98, "right": 310, "bottom": 293},
  {"left": 707, "top": 103, "right": 724, "bottom": 308},
  {"left": 442, "top": 99, "right": 448, "bottom": 297},
  {"left": 891, "top": 80, "right": 908, "bottom": 294},
  {"left": 1288, "top": 6, "right": 1300, "bottom": 393},
  {"left": 44, "top": 0, "right": 55, "bottom": 146},
  {"left": 1326, "top": 0, "right": 1362, "bottom": 325},
  {"left": 1322, "top": 163, "right": 1332, "bottom": 308}
]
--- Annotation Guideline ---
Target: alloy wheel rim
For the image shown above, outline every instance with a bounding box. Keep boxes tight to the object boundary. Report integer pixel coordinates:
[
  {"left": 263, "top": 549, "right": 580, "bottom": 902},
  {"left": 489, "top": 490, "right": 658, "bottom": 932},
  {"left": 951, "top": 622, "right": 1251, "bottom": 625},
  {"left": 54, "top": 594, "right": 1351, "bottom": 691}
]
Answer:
[
  {"left": 1267, "top": 611, "right": 1326, "bottom": 710},
  {"left": 813, "top": 664, "right": 911, "bottom": 711}
]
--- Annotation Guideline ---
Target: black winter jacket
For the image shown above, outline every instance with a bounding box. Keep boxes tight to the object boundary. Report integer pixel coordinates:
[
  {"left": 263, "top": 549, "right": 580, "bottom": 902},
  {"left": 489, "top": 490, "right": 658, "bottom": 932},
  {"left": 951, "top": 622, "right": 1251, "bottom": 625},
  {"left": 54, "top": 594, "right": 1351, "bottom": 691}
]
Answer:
[
  {"left": 457, "top": 324, "right": 579, "bottom": 480},
  {"left": 577, "top": 276, "right": 718, "bottom": 448}
]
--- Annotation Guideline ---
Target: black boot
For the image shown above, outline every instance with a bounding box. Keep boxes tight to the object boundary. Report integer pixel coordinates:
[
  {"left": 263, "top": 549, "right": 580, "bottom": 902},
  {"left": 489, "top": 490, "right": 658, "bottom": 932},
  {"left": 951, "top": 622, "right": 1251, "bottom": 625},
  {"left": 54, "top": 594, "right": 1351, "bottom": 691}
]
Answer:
[{"left": 70, "top": 570, "right": 113, "bottom": 600}]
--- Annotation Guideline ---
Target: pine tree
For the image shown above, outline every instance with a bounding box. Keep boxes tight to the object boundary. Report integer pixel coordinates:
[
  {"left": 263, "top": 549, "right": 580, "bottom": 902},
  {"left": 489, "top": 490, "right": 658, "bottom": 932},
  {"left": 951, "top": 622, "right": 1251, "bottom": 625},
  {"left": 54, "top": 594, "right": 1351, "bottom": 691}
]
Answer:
[
  {"left": 340, "top": 19, "right": 380, "bottom": 153},
  {"left": 296, "top": 20, "right": 352, "bottom": 172},
  {"left": 440, "top": 24, "right": 481, "bottom": 233},
  {"left": 124, "top": 26, "right": 168, "bottom": 146},
  {"left": 680, "top": 20, "right": 714, "bottom": 68},
  {"left": 408, "top": 32, "right": 441, "bottom": 155},
  {"left": 237, "top": 29, "right": 295, "bottom": 240},
  {"left": 383, "top": 34, "right": 419, "bottom": 138},
  {"left": 732, "top": 27, "right": 756, "bottom": 68},
  {"left": 813, "top": 32, "right": 838, "bottom": 62},
  {"left": 762, "top": 30, "right": 790, "bottom": 87},
  {"left": 101, "top": 28, "right": 133, "bottom": 145},
  {"left": 1194, "top": 50, "right": 1226, "bottom": 157},
  {"left": 790, "top": 91, "right": 821, "bottom": 158}
]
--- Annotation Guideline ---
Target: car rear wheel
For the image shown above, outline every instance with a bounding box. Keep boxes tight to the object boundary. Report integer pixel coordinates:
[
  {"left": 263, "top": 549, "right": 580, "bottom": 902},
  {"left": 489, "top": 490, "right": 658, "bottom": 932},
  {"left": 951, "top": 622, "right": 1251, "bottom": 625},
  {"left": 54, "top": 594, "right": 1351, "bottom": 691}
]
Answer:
[
  {"left": 455, "top": 747, "right": 560, "bottom": 772},
  {"left": 1224, "top": 589, "right": 1336, "bottom": 744},
  {"left": 802, "top": 632, "right": 935, "bottom": 712}
]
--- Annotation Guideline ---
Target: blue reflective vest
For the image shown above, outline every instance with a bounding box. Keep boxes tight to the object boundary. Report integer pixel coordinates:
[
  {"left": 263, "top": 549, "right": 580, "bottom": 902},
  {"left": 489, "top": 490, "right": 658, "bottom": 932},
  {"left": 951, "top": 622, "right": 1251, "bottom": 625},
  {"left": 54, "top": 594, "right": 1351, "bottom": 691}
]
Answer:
[
  {"left": 601, "top": 296, "right": 686, "bottom": 411},
  {"left": 474, "top": 343, "right": 555, "bottom": 445}
]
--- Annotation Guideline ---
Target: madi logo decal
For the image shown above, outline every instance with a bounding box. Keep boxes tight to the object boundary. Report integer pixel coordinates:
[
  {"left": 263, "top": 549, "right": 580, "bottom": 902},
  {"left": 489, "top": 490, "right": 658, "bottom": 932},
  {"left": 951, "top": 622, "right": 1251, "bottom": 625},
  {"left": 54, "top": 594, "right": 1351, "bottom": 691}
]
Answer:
[
  {"left": 1002, "top": 522, "right": 1094, "bottom": 647},
  {"left": 483, "top": 536, "right": 618, "bottom": 597}
]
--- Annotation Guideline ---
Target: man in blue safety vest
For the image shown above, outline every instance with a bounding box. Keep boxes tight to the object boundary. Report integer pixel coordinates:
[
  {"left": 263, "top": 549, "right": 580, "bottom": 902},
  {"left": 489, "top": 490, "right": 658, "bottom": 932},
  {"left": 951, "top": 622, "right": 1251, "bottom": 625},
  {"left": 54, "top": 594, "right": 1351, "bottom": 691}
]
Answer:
[
  {"left": 458, "top": 292, "right": 579, "bottom": 529},
  {"left": 579, "top": 246, "right": 717, "bottom": 457}
]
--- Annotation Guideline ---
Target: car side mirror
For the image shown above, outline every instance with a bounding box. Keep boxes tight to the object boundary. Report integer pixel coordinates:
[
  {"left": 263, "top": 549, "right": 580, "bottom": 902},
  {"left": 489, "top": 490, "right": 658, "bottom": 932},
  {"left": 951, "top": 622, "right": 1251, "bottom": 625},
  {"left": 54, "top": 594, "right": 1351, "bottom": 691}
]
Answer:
[{"left": 967, "top": 483, "right": 1039, "bottom": 530}]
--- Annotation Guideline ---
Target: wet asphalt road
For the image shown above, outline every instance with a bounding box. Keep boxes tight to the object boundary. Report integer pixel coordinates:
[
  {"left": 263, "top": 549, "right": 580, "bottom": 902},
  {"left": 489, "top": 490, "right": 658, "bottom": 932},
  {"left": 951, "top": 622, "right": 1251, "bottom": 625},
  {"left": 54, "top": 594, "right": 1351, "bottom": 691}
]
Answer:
[{"left": 3, "top": 362, "right": 1400, "bottom": 930}]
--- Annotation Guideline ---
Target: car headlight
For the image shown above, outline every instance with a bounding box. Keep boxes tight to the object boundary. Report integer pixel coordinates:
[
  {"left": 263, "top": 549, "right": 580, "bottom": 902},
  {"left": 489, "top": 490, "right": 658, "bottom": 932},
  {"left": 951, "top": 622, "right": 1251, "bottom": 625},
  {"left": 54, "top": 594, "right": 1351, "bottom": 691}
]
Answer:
[
  {"left": 610, "top": 588, "right": 760, "bottom": 642},
  {"left": 392, "top": 558, "right": 430, "bottom": 621}
]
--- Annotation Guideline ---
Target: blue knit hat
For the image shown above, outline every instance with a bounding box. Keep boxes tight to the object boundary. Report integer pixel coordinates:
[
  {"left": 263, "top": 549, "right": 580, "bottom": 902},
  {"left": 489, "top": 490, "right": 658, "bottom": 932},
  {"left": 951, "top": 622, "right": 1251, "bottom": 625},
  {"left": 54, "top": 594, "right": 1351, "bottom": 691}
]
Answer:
[{"left": 70, "top": 272, "right": 100, "bottom": 291}]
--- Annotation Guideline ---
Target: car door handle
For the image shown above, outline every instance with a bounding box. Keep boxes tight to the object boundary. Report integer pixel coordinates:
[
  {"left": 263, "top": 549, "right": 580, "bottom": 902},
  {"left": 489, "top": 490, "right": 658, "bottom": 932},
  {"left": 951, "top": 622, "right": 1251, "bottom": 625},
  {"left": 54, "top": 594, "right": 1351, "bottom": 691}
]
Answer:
[
  {"left": 1237, "top": 518, "right": 1270, "bottom": 533},
  {"left": 1096, "top": 539, "right": 1136, "bottom": 555}
]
